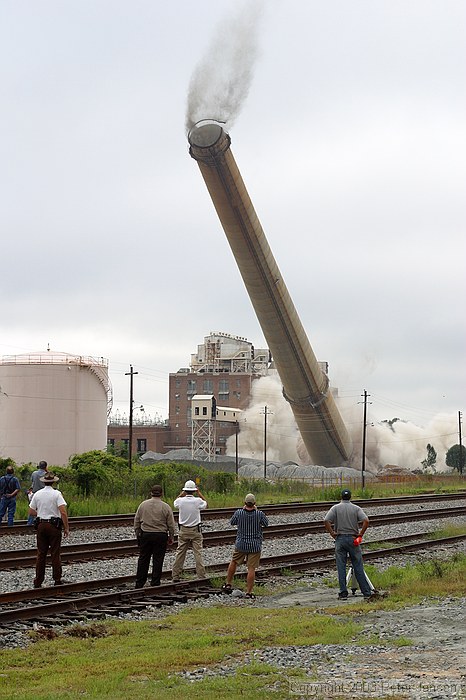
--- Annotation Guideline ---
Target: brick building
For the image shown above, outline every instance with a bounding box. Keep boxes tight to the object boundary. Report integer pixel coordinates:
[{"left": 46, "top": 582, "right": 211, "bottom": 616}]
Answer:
[
  {"left": 107, "top": 415, "right": 169, "bottom": 456},
  {"left": 107, "top": 332, "right": 271, "bottom": 458},
  {"left": 166, "top": 332, "right": 270, "bottom": 455}
]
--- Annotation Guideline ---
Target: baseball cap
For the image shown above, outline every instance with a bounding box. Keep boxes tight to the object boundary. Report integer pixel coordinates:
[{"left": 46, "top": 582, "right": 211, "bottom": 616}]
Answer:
[
  {"left": 341, "top": 489, "right": 351, "bottom": 500},
  {"left": 244, "top": 493, "right": 256, "bottom": 504}
]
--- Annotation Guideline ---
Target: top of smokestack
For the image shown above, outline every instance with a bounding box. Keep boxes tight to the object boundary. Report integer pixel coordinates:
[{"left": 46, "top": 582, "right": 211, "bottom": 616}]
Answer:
[{"left": 188, "top": 120, "right": 227, "bottom": 148}]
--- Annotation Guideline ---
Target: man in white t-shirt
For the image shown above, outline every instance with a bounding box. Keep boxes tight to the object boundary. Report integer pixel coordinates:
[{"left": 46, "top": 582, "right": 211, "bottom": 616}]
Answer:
[
  {"left": 28, "top": 472, "right": 70, "bottom": 588},
  {"left": 171, "top": 480, "right": 207, "bottom": 582}
]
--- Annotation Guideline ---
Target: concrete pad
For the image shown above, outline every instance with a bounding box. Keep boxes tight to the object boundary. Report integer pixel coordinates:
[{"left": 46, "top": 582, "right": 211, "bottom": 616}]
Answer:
[{"left": 265, "top": 584, "right": 370, "bottom": 608}]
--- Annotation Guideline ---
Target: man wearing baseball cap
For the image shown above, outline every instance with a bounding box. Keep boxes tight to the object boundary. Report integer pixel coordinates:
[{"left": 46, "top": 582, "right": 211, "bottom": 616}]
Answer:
[
  {"left": 324, "top": 489, "right": 373, "bottom": 601},
  {"left": 222, "top": 493, "right": 269, "bottom": 599},
  {"left": 171, "top": 479, "right": 207, "bottom": 582},
  {"left": 134, "top": 485, "right": 176, "bottom": 588}
]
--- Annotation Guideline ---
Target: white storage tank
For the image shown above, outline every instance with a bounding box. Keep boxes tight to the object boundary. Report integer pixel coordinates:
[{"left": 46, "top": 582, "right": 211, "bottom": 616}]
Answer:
[{"left": 0, "top": 350, "right": 113, "bottom": 466}]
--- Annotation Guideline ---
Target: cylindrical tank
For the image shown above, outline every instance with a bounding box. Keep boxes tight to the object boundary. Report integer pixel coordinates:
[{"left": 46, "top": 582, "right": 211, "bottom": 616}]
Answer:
[
  {"left": 188, "top": 120, "right": 352, "bottom": 466},
  {"left": 0, "top": 351, "right": 112, "bottom": 466}
]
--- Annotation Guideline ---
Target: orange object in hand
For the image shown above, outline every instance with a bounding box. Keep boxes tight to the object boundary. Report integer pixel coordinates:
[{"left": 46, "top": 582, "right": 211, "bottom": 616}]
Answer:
[{"left": 353, "top": 536, "right": 363, "bottom": 546}]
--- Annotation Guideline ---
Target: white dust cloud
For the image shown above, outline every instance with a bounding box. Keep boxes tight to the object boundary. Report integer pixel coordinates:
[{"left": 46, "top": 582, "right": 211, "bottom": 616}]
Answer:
[
  {"left": 228, "top": 375, "right": 458, "bottom": 472},
  {"left": 362, "top": 414, "right": 457, "bottom": 473},
  {"left": 185, "top": 1, "right": 264, "bottom": 133},
  {"left": 226, "top": 372, "right": 300, "bottom": 463}
]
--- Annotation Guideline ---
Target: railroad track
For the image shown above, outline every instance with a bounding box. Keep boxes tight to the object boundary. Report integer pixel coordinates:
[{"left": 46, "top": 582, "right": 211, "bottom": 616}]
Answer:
[
  {"left": 2, "top": 505, "right": 465, "bottom": 570},
  {"left": 0, "top": 532, "right": 464, "bottom": 627},
  {"left": 3, "top": 505, "right": 466, "bottom": 570},
  {"left": 2, "top": 491, "right": 465, "bottom": 535}
]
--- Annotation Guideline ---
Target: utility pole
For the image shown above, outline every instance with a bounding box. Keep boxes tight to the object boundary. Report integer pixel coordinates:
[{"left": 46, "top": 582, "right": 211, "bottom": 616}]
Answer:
[
  {"left": 359, "top": 390, "right": 371, "bottom": 488},
  {"left": 260, "top": 405, "right": 273, "bottom": 480},
  {"left": 125, "top": 365, "right": 138, "bottom": 471},
  {"left": 459, "top": 411, "right": 463, "bottom": 475}
]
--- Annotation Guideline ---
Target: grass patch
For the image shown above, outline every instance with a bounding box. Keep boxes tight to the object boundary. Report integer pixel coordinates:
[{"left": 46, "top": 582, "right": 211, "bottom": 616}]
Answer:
[
  {"left": 0, "top": 607, "right": 363, "bottom": 700},
  {"left": 392, "top": 636, "right": 414, "bottom": 647},
  {"left": 13, "top": 474, "right": 466, "bottom": 519},
  {"left": 365, "top": 539, "right": 399, "bottom": 551},
  {"left": 364, "top": 552, "right": 466, "bottom": 603},
  {"left": 425, "top": 523, "right": 466, "bottom": 539}
]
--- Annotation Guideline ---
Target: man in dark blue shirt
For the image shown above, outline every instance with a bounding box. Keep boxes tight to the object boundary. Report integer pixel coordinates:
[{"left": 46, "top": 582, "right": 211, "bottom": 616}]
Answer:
[
  {"left": 222, "top": 493, "right": 269, "bottom": 599},
  {"left": 0, "top": 465, "right": 21, "bottom": 527}
]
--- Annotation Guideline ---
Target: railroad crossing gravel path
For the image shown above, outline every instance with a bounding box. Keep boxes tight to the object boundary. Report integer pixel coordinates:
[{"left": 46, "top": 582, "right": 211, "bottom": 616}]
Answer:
[{"left": 0, "top": 500, "right": 465, "bottom": 698}]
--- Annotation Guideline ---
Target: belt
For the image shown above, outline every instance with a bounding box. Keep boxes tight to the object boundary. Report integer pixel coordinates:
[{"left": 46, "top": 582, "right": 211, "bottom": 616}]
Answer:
[{"left": 38, "top": 518, "right": 55, "bottom": 522}]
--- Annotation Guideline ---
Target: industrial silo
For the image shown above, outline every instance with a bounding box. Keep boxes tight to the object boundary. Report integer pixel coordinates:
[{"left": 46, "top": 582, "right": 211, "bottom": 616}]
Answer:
[{"left": 0, "top": 351, "right": 112, "bottom": 466}]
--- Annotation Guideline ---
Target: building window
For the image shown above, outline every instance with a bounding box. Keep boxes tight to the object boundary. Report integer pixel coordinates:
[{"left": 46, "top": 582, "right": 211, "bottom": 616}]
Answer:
[
  {"left": 202, "top": 406, "right": 207, "bottom": 416},
  {"left": 107, "top": 439, "right": 115, "bottom": 446},
  {"left": 175, "top": 393, "right": 180, "bottom": 399},
  {"left": 137, "top": 439, "right": 147, "bottom": 453},
  {"left": 219, "top": 392, "right": 229, "bottom": 402},
  {"left": 187, "top": 379, "right": 197, "bottom": 395},
  {"left": 175, "top": 406, "right": 180, "bottom": 415},
  {"left": 203, "top": 379, "right": 213, "bottom": 393},
  {"left": 195, "top": 406, "right": 200, "bottom": 416},
  {"left": 175, "top": 379, "right": 181, "bottom": 388},
  {"left": 219, "top": 379, "right": 229, "bottom": 392}
]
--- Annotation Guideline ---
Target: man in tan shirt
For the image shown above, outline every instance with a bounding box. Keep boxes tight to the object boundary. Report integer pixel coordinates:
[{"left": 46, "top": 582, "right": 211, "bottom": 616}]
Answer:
[{"left": 134, "top": 485, "right": 175, "bottom": 588}]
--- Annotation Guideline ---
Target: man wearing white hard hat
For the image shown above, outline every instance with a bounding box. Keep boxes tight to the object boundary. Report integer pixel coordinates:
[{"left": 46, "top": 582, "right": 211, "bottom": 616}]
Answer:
[{"left": 171, "top": 479, "right": 207, "bottom": 582}]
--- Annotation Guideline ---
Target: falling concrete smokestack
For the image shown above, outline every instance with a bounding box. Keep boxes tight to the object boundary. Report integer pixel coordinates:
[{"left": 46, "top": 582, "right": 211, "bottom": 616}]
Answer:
[{"left": 188, "top": 120, "right": 352, "bottom": 466}]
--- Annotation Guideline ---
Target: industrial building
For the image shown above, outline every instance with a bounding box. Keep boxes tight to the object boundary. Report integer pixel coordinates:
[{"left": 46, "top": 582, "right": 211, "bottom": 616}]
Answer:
[
  {"left": 165, "top": 332, "right": 270, "bottom": 455},
  {"left": 106, "top": 332, "right": 271, "bottom": 458}
]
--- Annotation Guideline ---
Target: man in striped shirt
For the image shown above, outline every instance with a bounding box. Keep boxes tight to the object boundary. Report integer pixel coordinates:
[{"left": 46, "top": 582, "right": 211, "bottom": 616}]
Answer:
[{"left": 222, "top": 493, "right": 269, "bottom": 599}]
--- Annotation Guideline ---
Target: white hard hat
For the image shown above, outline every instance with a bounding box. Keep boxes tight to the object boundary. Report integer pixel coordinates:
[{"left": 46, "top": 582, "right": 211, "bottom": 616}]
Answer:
[{"left": 183, "top": 480, "right": 197, "bottom": 491}]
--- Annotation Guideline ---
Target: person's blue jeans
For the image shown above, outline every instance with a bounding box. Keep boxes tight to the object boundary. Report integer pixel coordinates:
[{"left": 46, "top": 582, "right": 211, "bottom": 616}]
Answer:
[
  {"left": 0, "top": 496, "right": 17, "bottom": 526},
  {"left": 335, "top": 534, "right": 372, "bottom": 597}
]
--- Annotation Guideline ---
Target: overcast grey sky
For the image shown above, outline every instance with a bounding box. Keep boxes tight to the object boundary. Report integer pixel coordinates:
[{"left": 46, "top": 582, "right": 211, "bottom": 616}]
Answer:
[{"left": 1, "top": 1, "right": 464, "bottom": 457}]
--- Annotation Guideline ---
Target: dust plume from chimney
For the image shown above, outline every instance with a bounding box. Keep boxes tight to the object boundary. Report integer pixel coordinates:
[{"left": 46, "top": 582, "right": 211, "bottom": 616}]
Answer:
[
  {"left": 228, "top": 375, "right": 458, "bottom": 473},
  {"left": 185, "top": 1, "right": 264, "bottom": 133}
]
